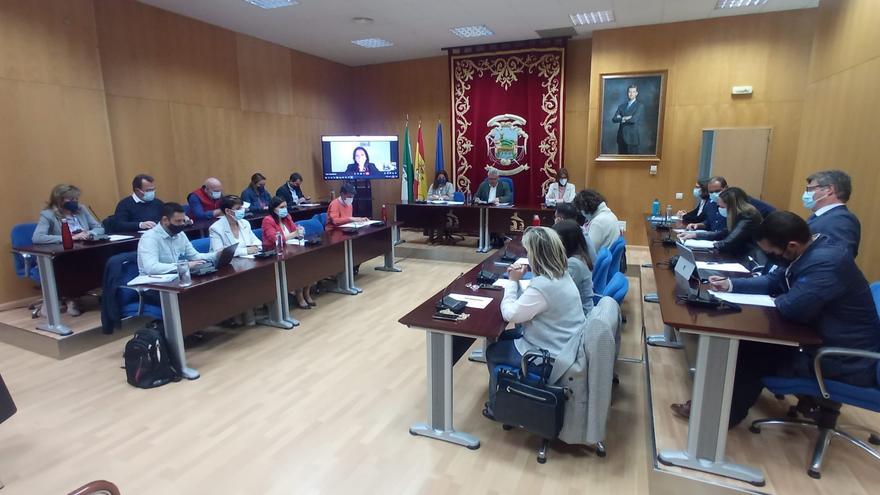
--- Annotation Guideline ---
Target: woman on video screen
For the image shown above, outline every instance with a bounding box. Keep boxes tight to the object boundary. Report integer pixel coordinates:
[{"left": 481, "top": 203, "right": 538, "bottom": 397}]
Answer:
[{"left": 345, "top": 146, "right": 381, "bottom": 176}]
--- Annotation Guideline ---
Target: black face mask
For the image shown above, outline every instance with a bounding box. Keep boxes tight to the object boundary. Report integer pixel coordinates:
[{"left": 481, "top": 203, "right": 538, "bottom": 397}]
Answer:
[
  {"left": 166, "top": 223, "right": 186, "bottom": 236},
  {"left": 62, "top": 201, "right": 80, "bottom": 213}
]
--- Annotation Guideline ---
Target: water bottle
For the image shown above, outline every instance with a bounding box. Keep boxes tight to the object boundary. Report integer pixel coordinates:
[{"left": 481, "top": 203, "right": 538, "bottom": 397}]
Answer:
[
  {"left": 329, "top": 189, "right": 336, "bottom": 202},
  {"left": 60, "top": 219, "right": 74, "bottom": 250},
  {"left": 381, "top": 204, "right": 388, "bottom": 223},
  {"left": 275, "top": 231, "right": 284, "bottom": 257},
  {"left": 176, "top": 253, "right": 192, "bottom": 287},
  {"left": 532, "top": 214, "right": 541, "bottom": 227},
  {"left": 665, "top": 204, "right": 672, "bottom": 222},
  {"left": 465, "top": 190, "right": 472, "bottom": 205},
  {"left": 651, "top": 198, "right": 660, "bottom": 217}
]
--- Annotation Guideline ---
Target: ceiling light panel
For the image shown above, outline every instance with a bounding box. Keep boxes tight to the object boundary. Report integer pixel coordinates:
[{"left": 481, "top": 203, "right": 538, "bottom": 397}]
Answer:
[
  {"left": 715, "top": 0, "right": 769, "bottom": 8},
  {"left": 569, "top": 10, "right": 615, "bottom": 26},
  {"left": 449, "top": 25, "right": 495, "bottom": 38},
  {"left": 243, "top": 0, "right": 298, "bottom": 9},
  {"left": 351, "top": 38, "right": 394, "bottom": 48}
]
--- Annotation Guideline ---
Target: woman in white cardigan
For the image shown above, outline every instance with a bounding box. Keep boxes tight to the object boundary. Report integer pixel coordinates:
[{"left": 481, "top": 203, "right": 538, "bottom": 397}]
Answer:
[
  {"left": 573, "top": 188, "right": 621, "bottom": 252},
  {"left": 209, "top": 195, "right": 261, "bottom": 257},
  {"left": 544, "top": 168, "right": 576, "bottom": 206}
]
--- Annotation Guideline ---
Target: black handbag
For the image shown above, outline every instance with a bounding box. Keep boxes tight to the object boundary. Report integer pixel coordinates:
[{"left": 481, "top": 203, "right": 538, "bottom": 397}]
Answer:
[{"left": 493, "top": 350, "right": 566, "bottom": 440}]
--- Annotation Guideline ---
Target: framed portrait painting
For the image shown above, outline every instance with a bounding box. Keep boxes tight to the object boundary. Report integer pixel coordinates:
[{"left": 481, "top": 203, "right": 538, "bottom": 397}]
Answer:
[{"left": 597, "top": 71, "right": 667, "bottom": 161}]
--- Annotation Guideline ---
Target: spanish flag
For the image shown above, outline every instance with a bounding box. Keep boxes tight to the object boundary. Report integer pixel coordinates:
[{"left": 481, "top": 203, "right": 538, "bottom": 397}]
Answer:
[{"left": 414, "top": 122, "right": 428, "bottom": 200}]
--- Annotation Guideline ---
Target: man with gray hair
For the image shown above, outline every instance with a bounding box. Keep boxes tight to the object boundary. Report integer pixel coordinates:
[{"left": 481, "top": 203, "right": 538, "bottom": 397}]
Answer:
[
  {"left": 475, "top": 167, "right": 512, "bottom": 205},
  {"left": 802, "top": 169, "right": 860, "bottom": 258}
]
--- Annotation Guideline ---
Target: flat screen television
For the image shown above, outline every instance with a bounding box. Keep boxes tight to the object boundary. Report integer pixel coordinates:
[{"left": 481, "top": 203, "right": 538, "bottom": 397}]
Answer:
[{"left": 321, "top": 135, "right": 399, "bottom": 180}]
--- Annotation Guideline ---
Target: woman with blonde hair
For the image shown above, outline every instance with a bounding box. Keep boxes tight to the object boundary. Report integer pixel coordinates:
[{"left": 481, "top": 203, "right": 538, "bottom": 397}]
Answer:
[
  {"left": 484, "top": 226, "right": 587, "bottom": 418},
  {"left": 679, "top": 186, "right": 762, "bottom": 256}
]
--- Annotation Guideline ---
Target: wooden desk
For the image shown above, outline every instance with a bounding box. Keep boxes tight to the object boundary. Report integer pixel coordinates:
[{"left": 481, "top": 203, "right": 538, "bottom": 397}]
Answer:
[
  {"left": 324, "top": 223, "right": 401, "bottom": 295},
  {"left": 644, "top": 220, "right": 818, "bottom": 486},
  {"left": 398, "top": 243, "right": 520, "bottom": 449}
]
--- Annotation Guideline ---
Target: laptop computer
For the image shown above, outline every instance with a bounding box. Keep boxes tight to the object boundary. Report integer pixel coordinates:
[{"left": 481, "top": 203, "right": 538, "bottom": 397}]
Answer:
[{"left": 191, "top": 242, "right": 238, "bottom": 277}]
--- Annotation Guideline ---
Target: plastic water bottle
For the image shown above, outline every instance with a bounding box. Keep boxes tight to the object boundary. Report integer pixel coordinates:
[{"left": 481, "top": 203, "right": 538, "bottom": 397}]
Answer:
[
  {"left": 275, "top": 231, "right": 284, "bottom": 257},
  {"left": 465, "top": 190, "right": 472, "bottom": 205},
  {"left": 665, "top": 204, "right": 672, "bottom": 222},
  {"left": 651, "top": 198, "right": 660, "bottom": 217},
  {"left": 60, "top": 219, "right": 74, "bottom": 250},
  {"left": 176, "top": 253, "right": 192, "bottom": 287},
  {"left": 329, "top": 189, "right": 336, "bottom": 201},
  {"left": 532, "top": 214, "right": 541, "bottom": 226}
]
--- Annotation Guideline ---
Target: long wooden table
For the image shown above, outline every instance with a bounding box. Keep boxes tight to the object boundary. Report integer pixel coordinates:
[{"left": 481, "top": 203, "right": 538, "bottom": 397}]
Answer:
[
  {"left": 394, "top": 202, "right": 555, "bottom": 252},
  {"left": 142, "top": 223, "right": 400, "bottom": 378},
  {"left": 644, "top": 220, "right": 819, "bottom": 486},
  {"left": 11, "top": 205, "right": 328, "bottom": 336},
  {"left": 398, "top": 241, "right": 520, "bottom": 449}
]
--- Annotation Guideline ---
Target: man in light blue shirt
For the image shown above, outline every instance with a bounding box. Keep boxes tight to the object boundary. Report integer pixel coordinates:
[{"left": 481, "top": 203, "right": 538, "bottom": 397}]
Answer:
[{"left": 137, "top": 202, "right": 215, "bottom": 275}]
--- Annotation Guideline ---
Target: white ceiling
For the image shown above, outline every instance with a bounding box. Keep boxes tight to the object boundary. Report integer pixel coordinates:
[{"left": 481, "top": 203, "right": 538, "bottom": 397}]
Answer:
[{"left": 137, "top": 0, "right": 819, "bottom": 67}]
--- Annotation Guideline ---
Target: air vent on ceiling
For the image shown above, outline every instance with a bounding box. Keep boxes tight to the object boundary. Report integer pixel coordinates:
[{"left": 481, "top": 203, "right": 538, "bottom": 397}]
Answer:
[{"left": 536, "top": 27, "right": 577, "bottom": 39}]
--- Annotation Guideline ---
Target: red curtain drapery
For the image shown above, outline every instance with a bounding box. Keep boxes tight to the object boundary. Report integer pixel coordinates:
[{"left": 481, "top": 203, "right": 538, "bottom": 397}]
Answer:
[{"left": 450, "top": 45, "right": 565, "bottom": 205}]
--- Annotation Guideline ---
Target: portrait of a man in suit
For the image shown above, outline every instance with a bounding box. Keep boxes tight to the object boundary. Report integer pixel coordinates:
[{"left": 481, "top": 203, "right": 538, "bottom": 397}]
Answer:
[{"left": 598, "top": 72, "right": 666, "bottom": 160}]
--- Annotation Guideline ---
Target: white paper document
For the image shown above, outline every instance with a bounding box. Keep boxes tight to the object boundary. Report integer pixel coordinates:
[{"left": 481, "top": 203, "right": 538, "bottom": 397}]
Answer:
[
  {"left": 673, "top": 229, "right": 710, "bottom": 235},
  {"left": 695, "top": 261, "right": 750, "bottom": 273},
  {"left": 286, "top": 239, "right": 305, "bottom": 246},
  {"left": 514, "top": 258, "right": 529, "bottom": 266},
  {"left": 448, "top": 294, "right": 493, "bottom": 309},
  {"left": 340, "top": 220, "right": 382, "bottom": 228},
  {"left": 298, "top": 203, "right": 321, "bottom": 207},
  {"left": 128, "top": 273, "right": 177, "bottom": 286},
  {"left": 108, "top": 234, "right": 135, "bottom": 241},
  {"left": 684, "top": 239, "right": 715, "bottom": 249},
  {"left": 709, "top": 291, "right": 776, "bottom": 308}
]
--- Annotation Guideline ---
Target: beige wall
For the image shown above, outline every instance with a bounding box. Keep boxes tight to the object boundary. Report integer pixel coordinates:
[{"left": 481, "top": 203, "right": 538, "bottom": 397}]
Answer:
[
  {"left": 789, "top": 0, "right": 880, "bottom": 281},
  {"left": 586, "top": 9, "right": 817, "bottom": 245},
  {"left": 0, "top": 0, "right": 352, "bottom": 304}
]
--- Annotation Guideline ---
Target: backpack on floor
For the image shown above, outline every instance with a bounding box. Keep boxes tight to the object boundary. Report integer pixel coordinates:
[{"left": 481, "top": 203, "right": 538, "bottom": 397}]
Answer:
[{"left": 123, "top": 323, "right": 180, "bottom": 389}]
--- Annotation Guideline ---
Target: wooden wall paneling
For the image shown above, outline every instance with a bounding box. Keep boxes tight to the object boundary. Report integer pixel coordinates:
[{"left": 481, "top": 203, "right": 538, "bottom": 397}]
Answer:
[
  {"left": 563, "top": 39, "right": 591, "bottom": 188},
  {"left": 0, "top": 0, "right": 104, "bottom": 90},
  {"left": 807, "top": 0, "right": 880, "bottom": 84},
  {"left": 236, "top": 34, "right": 294, "bottom": 115}
]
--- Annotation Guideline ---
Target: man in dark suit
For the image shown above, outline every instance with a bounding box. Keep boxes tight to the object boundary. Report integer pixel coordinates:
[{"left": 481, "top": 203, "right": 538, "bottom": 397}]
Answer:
[
  {"left": 611, "top": 84, "right": 644, "bottom": 154},
  {"left": 707, "top": 212, "right": 880, "bottom": 426},
  {"left": 276, "top": 172, "right": 311, "bottom": 207},
  {"left": 474, "top": 168, "right": 512, "bottom": 205},
  {"left": 803, "top": 169, "right": 861, "bottom": 258}
]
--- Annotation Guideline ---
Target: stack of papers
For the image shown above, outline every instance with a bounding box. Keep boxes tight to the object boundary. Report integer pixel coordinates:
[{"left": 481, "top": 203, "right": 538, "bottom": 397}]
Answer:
[
  {"left": 695, "top": 261, "right": 750, "bottom": 273},
  {"left": 108, "top": 234, "right": 135, "bottom": 241},
  {"left": 708, "top": 291, "right": 776, "bottom": 308},
  {"left": 684, "top": 239, "right": 715, "bottom": 249},
  {"left": 673, "top": 228, "right": 710, "bottom": 235},
  {"left": 128, "top": 273, "right": 177, "bottom": 286},
  {"left": 340, "top": 220, "right": 382, "bottom": 228},
  {"left": 299, "top": 203, "right": 321, "bottom": 207},
  {"left": 447, "top": 294, "right": 493, "bottom": 309}
]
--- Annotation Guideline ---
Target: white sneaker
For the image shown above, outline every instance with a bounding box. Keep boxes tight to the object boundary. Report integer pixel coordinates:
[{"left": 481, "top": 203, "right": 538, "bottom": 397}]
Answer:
[{"left": 66, "top": 299, "right": 82, "bottom": 317}]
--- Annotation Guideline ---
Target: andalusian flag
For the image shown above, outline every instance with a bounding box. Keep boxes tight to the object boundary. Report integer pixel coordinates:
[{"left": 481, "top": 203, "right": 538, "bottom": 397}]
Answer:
[
  {"left": 414, "top": 122, "right": 428, "bottom": 200},
  {"left": 401, "top": 119, "right": 413, "bottom": 202}
]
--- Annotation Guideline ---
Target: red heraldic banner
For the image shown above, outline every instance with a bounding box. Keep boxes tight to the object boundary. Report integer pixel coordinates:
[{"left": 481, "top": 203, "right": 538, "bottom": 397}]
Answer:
[{"left": 450, "top": 43, "right": 566, "bottom": 204}]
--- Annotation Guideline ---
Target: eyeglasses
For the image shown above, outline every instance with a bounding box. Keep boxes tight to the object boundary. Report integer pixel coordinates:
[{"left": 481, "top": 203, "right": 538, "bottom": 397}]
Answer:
[{"left": 805, "top": 183, "right": 828, "bottom": 192}]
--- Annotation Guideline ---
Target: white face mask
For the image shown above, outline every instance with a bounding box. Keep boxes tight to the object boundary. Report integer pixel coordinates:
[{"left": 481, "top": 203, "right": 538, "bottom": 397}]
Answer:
[
  {"left": 559, "top": 178, "right": 568, "bottom": 186},
  {"left": 343, "top": 197, "right": 354, "bottom": 206}
]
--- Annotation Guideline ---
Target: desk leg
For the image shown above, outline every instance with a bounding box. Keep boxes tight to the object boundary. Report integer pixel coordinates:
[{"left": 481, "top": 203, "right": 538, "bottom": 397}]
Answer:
[
  {"left": 477, "top": 209, "right": 490, "bottom": 253},
  {"left": 159, "top": 291, "right": 199, "bottom": 380},
  {"left": 34, "top": 255, "right": 72, "bottom": 336},
  {"left": 658, "top": 335, "right": 764, "bottom": 486},
  {"left": 329, "top": 240, "right": 358, "bottom": 295},
  {"left": 346, "top": 240, "right": 363, "bottom": 294},
  {"left": 646, "top": 324, "right": 684, "bottom": 349},
  {"left": 375, "top": 235, "right": 402, "bottom": 273},
  {"left": 260, "top": 261, "right": 296, "bottom": 329},
  {"left": 410, "top": 331, "right": 480, "bottom": 449},
  {"left": 392, "top": 218, "right": 404, "bottom": 246}
]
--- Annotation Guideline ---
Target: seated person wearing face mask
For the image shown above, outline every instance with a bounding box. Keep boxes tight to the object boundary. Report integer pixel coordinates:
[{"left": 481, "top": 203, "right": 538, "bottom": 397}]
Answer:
[
  {"left": 326, "top": 183, "right": 368, "bottom": 231},
  {"left": 209, "top": 195, "right": 261, "bottom": 257},
  {"left": 678, "top": 187, "right": 762, "bottom": 257},
  {"left": 277, "top": 172, "right": 311, "bottom": 207},
  {"left": 427, "top": 170, "right": 454, "bottom": 200},
  {"left": 802, "top": 169, "right": 860, "bottom": 259},
  {"left": 261, "top": 197, "right": 316, "bottom": 309},
  {"left": 137, "top": 202, "right": 215, "bottom": 276},
  {"left": 474, "top": 168, "right": 512, "bottom": 205},
  {"left": 109, "top": 174, "right": 163, "bottom": 233},
  {"left": 554, "top": 203, "right": 597, "bottom": 268},
  {"left": 187, "top": 177, "right": 224, "bottom": 221},
  {"left": 33, "top": 184, "right": 105, "bottom": 244},
  {"left": 677, "top": 178, "right": 710, "bottom": 225},
  {"left": 241, "top": 173, "right": 271, "bottom": 214},
  {"left": 572, "top": 189, "right": 620, "bottom": 252},
  {"left": 690, "top": 212, "right": 880, "bottom": 427},
  {"left": 544, "top": 168, "right": 576, "bottom": 206}
]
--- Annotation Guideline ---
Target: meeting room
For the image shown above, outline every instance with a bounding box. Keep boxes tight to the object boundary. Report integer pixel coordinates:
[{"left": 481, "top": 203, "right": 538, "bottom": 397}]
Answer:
[{"left": 1, "top": 0, "right": 879, "bottom": 493}]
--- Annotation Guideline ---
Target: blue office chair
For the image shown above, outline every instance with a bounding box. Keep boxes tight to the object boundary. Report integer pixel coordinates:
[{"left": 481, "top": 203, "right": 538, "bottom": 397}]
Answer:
[
  {"left": 191, "top": 237, "right": 211, "bottom": 254},
  {"left": 453, "top": 191, "right": 465, "bottom": 202},
  {"left": 11, "top": 223, "right": 42, "bottom": 317},
  {"left": 100, "top": 252, "right": 162, "bottom": 333},
  {"left": 602, "top": 272, "right": 629, "bottom": 305},
  {"left": 749, "top": 282, "right": 880, "bottom": 479},
  {"left": 252, "top": 228, "right": 263, "bottom": 241},
  {"left": 592, "top": 247, "right": 612, "bottom": 296},
  {"left": 499, "top": 177, "right": 514, "bottom": 203},
  {"left": 298, "top": 219, "right": 324, "bottom": 238},
  {"left": 313, "top": 213, "right": 328, "bottom": 228},
  {"left": 609, "top": 236, "right": 626, "bottom": 279}
]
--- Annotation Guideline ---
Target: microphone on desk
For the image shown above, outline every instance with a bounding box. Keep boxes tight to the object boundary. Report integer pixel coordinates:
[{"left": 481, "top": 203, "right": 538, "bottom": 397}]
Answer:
[
  {"left": 499, "top": 235, "right": 517, "bottom": 263},
  {"left": 437, "top": 272, "right": 467, "bottom": 314}
]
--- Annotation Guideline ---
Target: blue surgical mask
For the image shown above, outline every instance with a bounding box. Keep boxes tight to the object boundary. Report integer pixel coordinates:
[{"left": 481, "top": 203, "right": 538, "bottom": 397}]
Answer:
[
  {"left": 277, "top": 208, "right": 289, "bottom": 218},
  {"left": 802, "top": 189, "right": 828, "bottom": 210},
  {"left": 233, "top": 209, "right": 246, "bottom": 221},
  {"left": 709, "top": 192, "right": 720, "bottom": 203},
  {"left": 718, "top": 207, "right": 728, "bottom": 218},
  {"left": 143, "top": 190, "right": 156, "bottom": 202},
  {"left": 693, "top": 188, "right": 702, "bottom": 200},
  {"left": 210, "top": 190, "right": 222, "bottom": 200}
]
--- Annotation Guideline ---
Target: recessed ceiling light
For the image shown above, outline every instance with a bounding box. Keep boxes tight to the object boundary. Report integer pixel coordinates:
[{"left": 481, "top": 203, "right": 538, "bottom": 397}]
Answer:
[
  {"left": 243, "top": 0, "right": 298, "bottom": 9},
  {"left": 449, "top": 25, "right": 495, "bottom": 38},
  {"left": 569, "top": 11, "right": 615, "bottom": 26},
  {"left": 715, "top": 0, "right": 768, "bottom": 8},
  {"left": 351, "top": 38, "right": 394, "bottom": 48},
  {"left": 352, "top": 17, "right": 374, "bottom": 25}
]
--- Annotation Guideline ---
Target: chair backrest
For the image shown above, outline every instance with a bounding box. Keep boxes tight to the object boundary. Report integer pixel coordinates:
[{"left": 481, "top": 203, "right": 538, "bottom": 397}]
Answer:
[
  {"left": 608, "top": 236, "right": 625, "bottom": 278},
  {"left": 604, "top": 272, "right": 629, "bottom": 304},
  {"left": 499, "top": 177, "right": 514, "bottom": 203},
  {"left": 191, "top": 237, "right": 211, "bottom": 254},
  {"left": 313, "top": 213, "right": 328, "bottom": 227},
  {"left": 871, "top": 281, "right": 880, "bottom": 319},
  {"left": 592, "top": 247, "right": 612, "bottom": 295},
  {"left": 299, "top": 218, "right": 324, "bottom": 238},
  {"left": 453, "top": 191, "right": 465, "bottom": 202},
  {"left": 252, "top": 228, "right": 262, "bottom": 241},
  {"left": 10, "top": 223, "right": 38, "bottom": 280}
]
